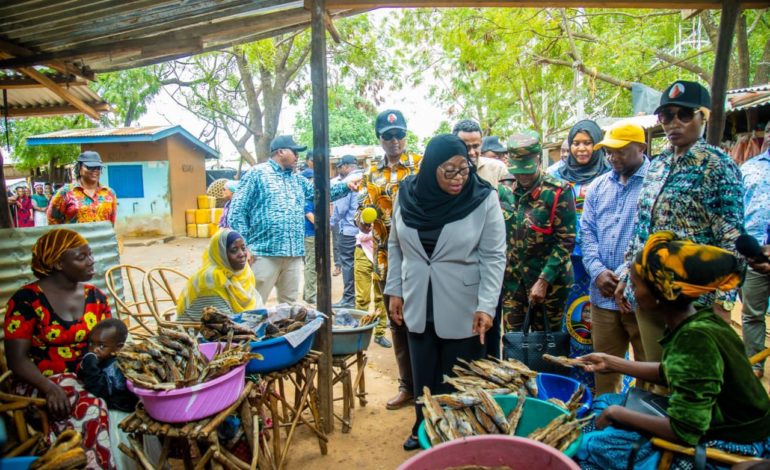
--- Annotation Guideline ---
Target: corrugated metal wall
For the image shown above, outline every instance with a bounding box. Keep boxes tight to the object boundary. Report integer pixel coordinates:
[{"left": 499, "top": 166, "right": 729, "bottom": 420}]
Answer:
[{"left": 0, "top": 222, "right": 121, "bottom": 316}]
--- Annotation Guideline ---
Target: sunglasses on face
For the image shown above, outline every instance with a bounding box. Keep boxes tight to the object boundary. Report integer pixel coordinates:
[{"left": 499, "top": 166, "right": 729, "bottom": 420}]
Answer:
[
  {"left": 657, "top": 107, "right": 700, "bottom": 125},
  {"left": 84, "top": 166, "right": 102, "bottom": 171},
  {"left": 380, "top": 130, "right": 406, "bottom": 141},
  {"left": 440, "top": 166, "right": 470, "bottom": 179}
]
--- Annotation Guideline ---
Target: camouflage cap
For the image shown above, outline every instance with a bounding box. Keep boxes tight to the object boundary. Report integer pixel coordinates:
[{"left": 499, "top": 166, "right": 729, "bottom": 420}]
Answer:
[
  {"left": 507, "top": 130, "right": 541, "bottom": 174},
  {"left": 507, "top": 130, "right": 542, "bottom": 156}
]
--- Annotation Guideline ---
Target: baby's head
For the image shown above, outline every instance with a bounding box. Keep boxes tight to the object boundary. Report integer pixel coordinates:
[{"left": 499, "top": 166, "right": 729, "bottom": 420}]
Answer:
[{"left": 88, "top": 318, "right": 128, "bottom": 361}]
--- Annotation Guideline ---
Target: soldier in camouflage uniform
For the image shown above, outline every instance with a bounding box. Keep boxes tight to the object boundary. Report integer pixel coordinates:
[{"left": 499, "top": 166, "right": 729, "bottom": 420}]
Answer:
[{"left": 502, "top": 131, "right": 577, "bottom": 332}]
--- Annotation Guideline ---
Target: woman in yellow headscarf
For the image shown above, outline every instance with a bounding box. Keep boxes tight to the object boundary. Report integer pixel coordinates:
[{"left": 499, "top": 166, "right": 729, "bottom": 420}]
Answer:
[
  {"left": 575, "top": 232, "right": 770, "bottom": 469},
  {"left": 177, "top": 229, "right": 263, "bottom": 321}
]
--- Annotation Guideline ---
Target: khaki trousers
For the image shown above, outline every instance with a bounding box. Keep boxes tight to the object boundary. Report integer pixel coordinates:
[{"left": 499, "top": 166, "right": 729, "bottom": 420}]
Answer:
[
  {"left": 353, "top": 247, "right": 387, "bottom": 337},
  {"left": 251, "top": 255, "right": 302, "bottom": 305},
  {"left": 591, "top": 305, "right": 645, "bottom": 395},
  {"left": 635, "top": 304, "right": 666, "bottom": 363}
]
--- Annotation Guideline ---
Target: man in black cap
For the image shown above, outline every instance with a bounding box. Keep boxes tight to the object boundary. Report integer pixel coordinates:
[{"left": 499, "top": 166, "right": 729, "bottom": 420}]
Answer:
[
  {"left": 480, "top": 136, "right": 509, "bottom": 164},
  {"left": 229, "top": 135, "right": 361, "bottom": 304},
  {"left": 357, "top": 109, "right": 421, "bottom": 409},
  {"left": 331, "top": 155, "right": 361, "bottom": 308}
]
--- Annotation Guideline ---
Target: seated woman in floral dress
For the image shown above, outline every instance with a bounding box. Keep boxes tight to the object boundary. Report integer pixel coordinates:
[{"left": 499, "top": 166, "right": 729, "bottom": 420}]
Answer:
[
  {"left": 577, "top": 231, "right": 770, "bottom": 470},
  {"left": 4, "top": 229, "right": 115, "bottom": 469}
]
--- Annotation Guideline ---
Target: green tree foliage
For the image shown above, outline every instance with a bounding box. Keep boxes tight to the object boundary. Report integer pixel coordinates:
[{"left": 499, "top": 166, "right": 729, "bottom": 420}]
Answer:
[
  {"left": 3, "top": 115, "right": 94, "bottom": 170},
  {"left": 91, "top": 66, "right": 162, "bottom": 126},
  {"left": 394, "top": 8, "right": 770, "bottom": 139},
  {"left": 294, "top": 85, "right": 379, "bottom": 148}
]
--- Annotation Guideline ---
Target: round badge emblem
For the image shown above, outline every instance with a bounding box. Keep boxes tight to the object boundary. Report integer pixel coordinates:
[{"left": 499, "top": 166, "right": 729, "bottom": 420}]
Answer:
[
  {"left": 387, "top": 113, "right": 397, "bottom": 123},
  {"left": 669, "top": 82, "right": 685, "bottom": 99}
]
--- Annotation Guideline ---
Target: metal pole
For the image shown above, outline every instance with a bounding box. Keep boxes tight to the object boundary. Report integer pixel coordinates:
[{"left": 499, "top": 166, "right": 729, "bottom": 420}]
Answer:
[
  {"left": 310, "top": 0, "right": 334, "bottom": 433},
  {"left": 707, "top": 0, "right": 740, "bottom": 146}
]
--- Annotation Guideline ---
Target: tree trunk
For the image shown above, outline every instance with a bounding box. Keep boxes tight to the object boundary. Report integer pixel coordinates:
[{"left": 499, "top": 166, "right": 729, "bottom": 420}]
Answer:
[
  {"left": 753, "top": 37, "right": 770, "bottom": 85},
  {"left": 735, "top": 12, "right": 750, "bottom": 88}
]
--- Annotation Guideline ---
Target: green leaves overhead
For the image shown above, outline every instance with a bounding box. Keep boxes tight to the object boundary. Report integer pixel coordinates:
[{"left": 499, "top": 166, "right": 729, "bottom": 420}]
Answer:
[{"left": 3, "top": 115, "right": 94, "bottom": 170}]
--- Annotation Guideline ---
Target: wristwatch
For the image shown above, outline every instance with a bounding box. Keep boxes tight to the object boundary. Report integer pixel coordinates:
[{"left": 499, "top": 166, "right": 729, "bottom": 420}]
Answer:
[{"left": 717, "top": 300, "right": 735, "bottom": 311}]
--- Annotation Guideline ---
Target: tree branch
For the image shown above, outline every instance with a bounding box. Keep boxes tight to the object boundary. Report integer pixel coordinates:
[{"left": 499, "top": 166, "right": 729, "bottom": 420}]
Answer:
[{"left": 533, "top": 54, "right": 633, "bottom": 89}]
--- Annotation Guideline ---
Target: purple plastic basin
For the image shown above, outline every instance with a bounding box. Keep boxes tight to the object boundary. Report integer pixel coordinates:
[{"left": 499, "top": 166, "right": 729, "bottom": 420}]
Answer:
[
  {"left": 126, "top": 342, "right": 245, "bottom": 423},
  {"left": 399, "top": 435, "right": 580, "bottom": 470}
]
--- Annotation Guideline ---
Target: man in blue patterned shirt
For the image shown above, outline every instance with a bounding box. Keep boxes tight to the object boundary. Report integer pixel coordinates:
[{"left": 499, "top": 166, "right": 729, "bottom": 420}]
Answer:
[
  {"left": 580, "top": 122, "right": 649, "bottom": 395},
  {"left": 740, "top": 120, "right": 770, "bottom": 378},
  {"left": 228, "top": 135, "right": 359, "bottom": 304}
]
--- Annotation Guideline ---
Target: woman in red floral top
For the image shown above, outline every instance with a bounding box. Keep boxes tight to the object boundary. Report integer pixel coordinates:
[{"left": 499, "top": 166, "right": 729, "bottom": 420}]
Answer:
[{"left": 4, "top": 229, "right": 115, "bottom": 469}]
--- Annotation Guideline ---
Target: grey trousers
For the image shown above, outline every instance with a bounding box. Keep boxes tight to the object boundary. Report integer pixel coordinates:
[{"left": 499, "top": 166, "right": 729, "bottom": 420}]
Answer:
[
  {"left": 332, "top": 225, "right": 341, "bottom": 269},
  {"left": 337, "top": 233, "right": 357, "bottom": 305},
  {"left": 303, "top": 237, "right": 317, "bottom": 304},
  {"left": 742, "top": 268, "right": 770, "bottom": 369},
  {"left": 251, "top": 255, "right": 302, "bottom": 305}
]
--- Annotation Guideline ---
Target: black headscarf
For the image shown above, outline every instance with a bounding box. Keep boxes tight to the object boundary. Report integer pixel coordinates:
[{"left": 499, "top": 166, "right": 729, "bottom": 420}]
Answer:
[
  {"left": 558, "top": 119, "right": 611, "bottom": 185},
  {"left": 398, "top": 134, "right": 492, "bottom": 231}
]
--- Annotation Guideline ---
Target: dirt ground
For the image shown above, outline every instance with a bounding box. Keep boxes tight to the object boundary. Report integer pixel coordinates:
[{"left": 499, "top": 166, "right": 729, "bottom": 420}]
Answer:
[
  {"left": 120, "top": 236, "right": 769, "bottom": 470},
  {"left": 121, "top": 236, "right": 416, "bottom": 470}
]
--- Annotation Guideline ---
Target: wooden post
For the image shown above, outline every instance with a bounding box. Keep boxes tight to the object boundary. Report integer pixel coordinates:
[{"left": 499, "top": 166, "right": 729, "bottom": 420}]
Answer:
[
  {"left": 707, "top": 0, "right": 740, "bottom": 146},
  {"left": 310, "top": 0, "right": 334, "bottom": 434},
  {"left": 0, "top": 148, "right": 13, "bottom": 229}
]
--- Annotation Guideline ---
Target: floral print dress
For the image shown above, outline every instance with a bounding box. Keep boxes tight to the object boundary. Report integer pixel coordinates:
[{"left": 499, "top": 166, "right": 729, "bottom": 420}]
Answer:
[{"left": 4, "top": 282, "right": 115, "bottom": 469}]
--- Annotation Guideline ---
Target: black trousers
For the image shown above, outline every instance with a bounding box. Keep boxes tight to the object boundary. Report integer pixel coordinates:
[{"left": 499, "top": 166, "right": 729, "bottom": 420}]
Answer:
[
  {"left": 484, "top": 300, "right": 503, "bottom": 359},
  {"left": 380, "top": 285, "right": 414, "bottom": 394},
  {"left": 407, "top": 321, "right": 484, "bottom": 435}
]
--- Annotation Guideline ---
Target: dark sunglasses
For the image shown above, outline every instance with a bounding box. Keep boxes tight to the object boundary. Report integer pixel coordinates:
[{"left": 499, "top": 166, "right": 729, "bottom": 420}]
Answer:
[
  {"left": 657, "top": 107, "right": 700, "bottom": 125},
  {"left": 380, "top": 130, "right": 406, "bottom": 141},
  {"left": 83, "top": 165, "right": 102, "bottom": 171}
]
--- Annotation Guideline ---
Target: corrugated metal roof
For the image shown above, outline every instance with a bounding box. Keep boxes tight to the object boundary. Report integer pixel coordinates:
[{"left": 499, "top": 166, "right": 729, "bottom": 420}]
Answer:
[
  {"left": 726, "top": 84, "right": 770, "bottom": 112},
  {"left": 26, "top": 125, "right": 219, "bottom": 159},
  {"left": 0, "top": 71, "right": 110, "bottom": 117},
  {"left": 0, "top": 222, "right": 121, "bottom": 318}
]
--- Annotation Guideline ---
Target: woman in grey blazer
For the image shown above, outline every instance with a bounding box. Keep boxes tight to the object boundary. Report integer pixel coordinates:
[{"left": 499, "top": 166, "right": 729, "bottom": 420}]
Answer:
[{"left": 384, "top": 134, "right": 506, "bottom": 450}]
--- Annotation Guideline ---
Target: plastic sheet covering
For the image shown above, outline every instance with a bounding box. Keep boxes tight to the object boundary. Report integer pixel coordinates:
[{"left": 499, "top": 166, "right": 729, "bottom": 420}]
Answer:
[{"left": 0, "top": 222, "right": 121, "bottom": 322}]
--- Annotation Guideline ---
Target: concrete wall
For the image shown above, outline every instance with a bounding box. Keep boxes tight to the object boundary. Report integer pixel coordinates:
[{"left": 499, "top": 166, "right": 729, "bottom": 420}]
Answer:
[
  {"left": 101, "top": 161, "right": 173, "bottom": 237},
  {"left": 166, "top": 135, "right": 206, "bottom": 235}
]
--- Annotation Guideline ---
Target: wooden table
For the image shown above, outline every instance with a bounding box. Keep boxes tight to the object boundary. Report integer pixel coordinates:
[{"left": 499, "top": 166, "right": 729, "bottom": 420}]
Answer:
[
  {"left": 119, "top": 381, "right": 258, "bottom": 470},
  {"left": 331, "top": 351, "right": 368, "bottom": 433},
  {"left": 248, "top": 350, "right": 328, "bottom": 470}
]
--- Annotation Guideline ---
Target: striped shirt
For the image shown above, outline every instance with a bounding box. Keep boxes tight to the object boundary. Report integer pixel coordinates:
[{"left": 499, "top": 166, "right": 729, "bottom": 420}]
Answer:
[
  {"left": 580, "top": 158, "right": 649, "bottom": 310},
  {"left": 228, "top": 159, "right": 349, "bottom": 257}
]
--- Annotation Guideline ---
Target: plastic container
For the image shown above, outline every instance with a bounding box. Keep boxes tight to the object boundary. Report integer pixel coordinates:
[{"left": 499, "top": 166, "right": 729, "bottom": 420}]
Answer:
[
  {"left": 536, "top": 373, "right": 593, "bottom": 418},
  {"left": 399, "top": 435, "right": 579, "bottom": 470},
  {"left": 0, "top": 457, "right": 37, "bottom": 470},
  {"left": 246, "top": 331, "right": 317, "bottom": 374},
  {"left": 197, "top": 195, "right": 214, "bottom": 209},
  {"left": 209, "top": 223, "right": 219, "bottom": 236},
  {"left": 213, "top": 208, "right": 224, "bottom": 223},
  {"left": 127, "top": 342, "right": 246, "bottom": 423},
  {"left": 332, "top": 309, "right": 377, "bottom": 356},
  {"left": 185, "top": 209, "right": 196, "bottom": 224},
  {"left": 195, "top": 208, "right": 211, "bottom": 224},
  {"left": 418, "top": 395, "right": 582, "bottom": 457},
  {"left": 196, "top": 224, "right": 210, "bottom": 238},
  {"left": 186, "top": 224, "right": 197, "bottom": 237}
]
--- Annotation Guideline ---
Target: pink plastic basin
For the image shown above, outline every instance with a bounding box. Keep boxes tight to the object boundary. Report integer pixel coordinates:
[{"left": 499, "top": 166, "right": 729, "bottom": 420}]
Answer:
[
  {"left": 398, "top": 435, "right": 580, "bottom": 470},
  {"left": 126, "top": 342, "right": 246, "bottom": 423}
]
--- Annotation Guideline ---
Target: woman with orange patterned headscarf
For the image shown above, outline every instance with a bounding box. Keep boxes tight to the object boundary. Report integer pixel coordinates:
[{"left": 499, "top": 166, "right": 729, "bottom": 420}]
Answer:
[
  {"left": 4, "top": 229, "right": 115, "bottom": 469},
  {"left": 575, "top": 232, "right": 770, "bottom": 470}
]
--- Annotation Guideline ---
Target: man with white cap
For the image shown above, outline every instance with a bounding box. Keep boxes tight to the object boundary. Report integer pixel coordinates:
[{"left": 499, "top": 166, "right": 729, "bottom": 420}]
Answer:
[{"left": 580, "top": 122, "right": 649, "bottom": 394}]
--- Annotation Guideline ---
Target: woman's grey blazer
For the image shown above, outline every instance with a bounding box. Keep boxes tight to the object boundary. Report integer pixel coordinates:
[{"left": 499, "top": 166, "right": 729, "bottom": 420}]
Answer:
[{"left": 384, "top": 191, "right": 506, "bottom": 339}]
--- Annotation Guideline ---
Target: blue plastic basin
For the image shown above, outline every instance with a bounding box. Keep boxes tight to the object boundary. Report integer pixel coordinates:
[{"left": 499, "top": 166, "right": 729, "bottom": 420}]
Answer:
[
  {"left": 536, "top": 373, "right": 593, "bottom": 418},
  {"left": 332, "top": 309, "right": 377, "bottom": 356},
  {"left": 0, "top": 457, "right": 37, "bottom": 470},
  {"left": 246, "top": 331, "right": 316, "bottom": 374}
]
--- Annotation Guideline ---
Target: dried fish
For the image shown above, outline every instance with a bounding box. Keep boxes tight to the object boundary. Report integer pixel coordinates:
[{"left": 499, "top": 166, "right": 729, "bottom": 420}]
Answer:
[
  {"left": 507, "top": 390, "right": 526, "bottom": 436},
  {"left": 542, "top": 354, "right": 587, "bottom": 369}
]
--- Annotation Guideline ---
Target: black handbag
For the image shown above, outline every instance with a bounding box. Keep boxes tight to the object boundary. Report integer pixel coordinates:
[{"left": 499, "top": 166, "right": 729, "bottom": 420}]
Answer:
[{"left": 502, "top": 304, "right": 570, "bottom": 374}]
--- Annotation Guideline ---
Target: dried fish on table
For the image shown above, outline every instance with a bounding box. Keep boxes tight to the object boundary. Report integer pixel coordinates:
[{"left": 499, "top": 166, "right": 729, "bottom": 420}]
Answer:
[
  {"left": 528, "top": 412, "right": 593, "bottom": 451},
  {"left": 542, "top": 353, "right": 588, "bottom": 369},
  {"left": 262, "top": 306, "right": 310, "bottom": 339},
  {"left": 118, "top": 327, "right": 262, "bottom": 391},
  {"left": 443, "top": 357, "right": 537, "bottom": 397},
  {"left": 199, "top": 306, "right": 257, "bottom": 342}
]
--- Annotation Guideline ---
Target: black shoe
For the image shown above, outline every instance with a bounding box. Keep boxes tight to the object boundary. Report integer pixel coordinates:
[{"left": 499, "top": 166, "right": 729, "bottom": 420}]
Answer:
[{"left": 403, "top": 435, "right": 420, "bottom": 451}]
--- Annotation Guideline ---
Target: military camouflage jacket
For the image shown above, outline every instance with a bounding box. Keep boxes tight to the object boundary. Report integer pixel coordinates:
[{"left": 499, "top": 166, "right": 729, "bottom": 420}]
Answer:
[{"left": 505, "top": 173, "right": 576, "bottom": 288}]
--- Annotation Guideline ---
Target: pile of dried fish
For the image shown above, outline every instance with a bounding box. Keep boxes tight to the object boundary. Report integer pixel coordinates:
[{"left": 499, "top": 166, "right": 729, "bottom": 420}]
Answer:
[
  {"left": 421, "top": 386, "right": 591, "bottom": 451},
  {"left": 118, "top": 327, "right": 261, "bottom": 391},
  {"left": 199, "top": 306, "right": 256, "bottom": 342},
  {"left": 444, "top": 357, "right": 539, "bottom": 396},
  {"left": 546, "top": 383, "right": 587, "bottom": 413},
  {"left": 263, "top": 305, "right": 309, "bottom": 339}
]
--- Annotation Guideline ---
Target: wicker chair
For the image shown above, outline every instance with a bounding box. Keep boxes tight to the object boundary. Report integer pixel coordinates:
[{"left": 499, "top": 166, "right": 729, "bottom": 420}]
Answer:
[
  {"left": 0, "top": 371, "right": 49, "bottom": 458},
  {"left": 104, "top": 265, "right": 156, "bottom": 339},
  {"left": 142, "top": 267, "right": 197, "bottom": 330}
]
